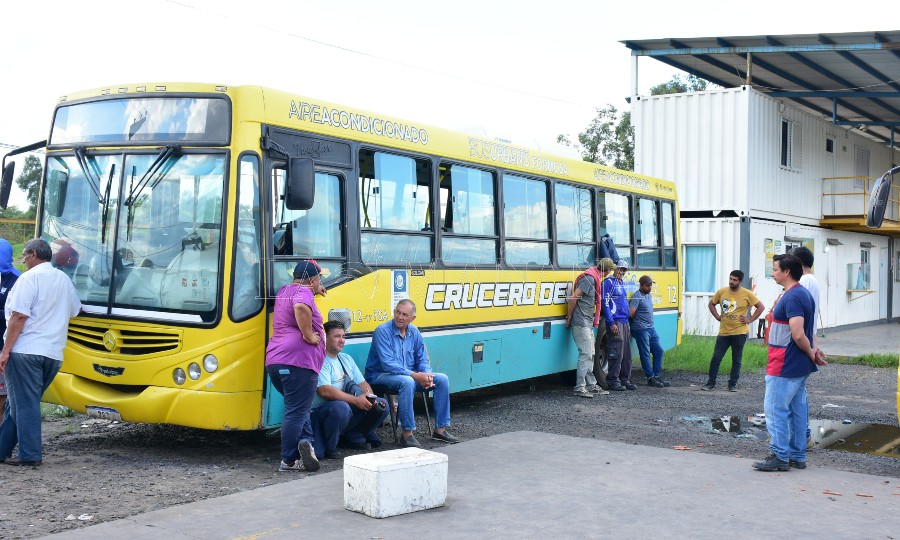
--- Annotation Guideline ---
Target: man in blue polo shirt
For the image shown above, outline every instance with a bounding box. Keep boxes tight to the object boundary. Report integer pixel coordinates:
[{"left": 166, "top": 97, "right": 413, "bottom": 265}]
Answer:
[
  {"left": 753, "top": 254, "right": 827, "bottom": 472},
  {"left": 365, "top": 299, "right": 459, "bottom": 448},
  {"left": 629, "top": 275, "right": 670, "bottom": 388}
]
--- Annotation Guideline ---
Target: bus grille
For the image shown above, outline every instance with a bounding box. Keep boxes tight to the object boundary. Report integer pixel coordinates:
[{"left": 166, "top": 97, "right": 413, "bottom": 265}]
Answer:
[{"left": 68, "top": 321, "right": 182, "bottom": 356}]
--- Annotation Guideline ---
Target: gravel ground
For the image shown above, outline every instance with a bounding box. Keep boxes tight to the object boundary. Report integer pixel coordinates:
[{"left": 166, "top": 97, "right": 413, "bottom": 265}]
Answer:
[{"left": 1, "top": 363, "right": 897, "bottom": 539}]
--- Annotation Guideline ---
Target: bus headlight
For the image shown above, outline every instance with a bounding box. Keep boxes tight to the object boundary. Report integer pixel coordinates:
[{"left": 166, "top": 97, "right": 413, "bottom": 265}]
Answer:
[
  {"left": 203, "top": 354, "right": 218, "bottom": 373},
  {"left": 173, "top": 368, "right": 187, "bottom": 385},
  {"left": 188, "top": 363, "right": 202, "bottom": 380}
]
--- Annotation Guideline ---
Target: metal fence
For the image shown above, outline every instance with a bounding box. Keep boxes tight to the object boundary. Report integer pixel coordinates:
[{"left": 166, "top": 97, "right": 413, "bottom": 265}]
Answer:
[{"left": 0, "top": 219, "right": 37, "bottom": 244}]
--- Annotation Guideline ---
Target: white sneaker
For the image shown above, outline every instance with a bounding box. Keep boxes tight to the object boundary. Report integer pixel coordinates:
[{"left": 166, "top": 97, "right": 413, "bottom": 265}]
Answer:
[
  {"left": 279, "top": 460, "right": 304, "bottom": 472},
  {"left": 573, "top": 389, "right": 594, "bottom": 398},
  {"left": 587, "top": 385, "right": 610, "bottom": 395}
]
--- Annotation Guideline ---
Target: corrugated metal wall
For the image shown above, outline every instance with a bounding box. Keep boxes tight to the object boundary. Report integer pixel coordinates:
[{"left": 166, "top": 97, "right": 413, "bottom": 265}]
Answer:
[
  {"left": 635, "top": 86, "right": 899, "bottom": 334},
  {"left": 632, "top": 87, "right": 750, "bottom": 214}
]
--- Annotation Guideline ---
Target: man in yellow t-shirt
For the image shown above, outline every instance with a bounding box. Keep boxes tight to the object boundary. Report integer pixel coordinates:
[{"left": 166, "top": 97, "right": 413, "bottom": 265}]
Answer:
[{"left": 702, "top": 270, "right": 765, "bottom": 392}]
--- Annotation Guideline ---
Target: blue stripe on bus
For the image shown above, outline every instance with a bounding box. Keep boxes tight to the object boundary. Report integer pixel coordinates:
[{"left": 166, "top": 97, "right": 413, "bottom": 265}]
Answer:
[{"left": 341, "top": 312, "right": 680, "bottom": 393}]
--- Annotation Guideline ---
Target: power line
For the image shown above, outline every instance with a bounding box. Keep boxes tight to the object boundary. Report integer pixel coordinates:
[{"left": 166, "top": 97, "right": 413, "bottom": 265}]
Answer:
[{"left": 162, "top": 0, "right": 594, "bottom": 109}]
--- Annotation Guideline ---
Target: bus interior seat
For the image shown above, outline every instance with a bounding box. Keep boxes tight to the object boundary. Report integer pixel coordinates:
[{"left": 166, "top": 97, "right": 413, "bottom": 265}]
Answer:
[{"left": 160, "top": 241, "right": 220, "bottom": 311}]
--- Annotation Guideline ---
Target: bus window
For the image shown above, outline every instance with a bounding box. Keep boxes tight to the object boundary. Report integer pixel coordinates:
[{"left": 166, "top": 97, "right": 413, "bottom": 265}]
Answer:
[
  {"left": 274, "top": 172, "right": 342, "bottom": 259},
  {"left": 232, "top": 155, "right": 263, "bottom": 321},
  {"left": 359, "top": 150, "right": 432, "bottom": 265},
  {"left": 555, "top": 183, "right": 595, "bottom": 269},
  {"left": 598, "top": 192, "right": 632, "bottom": 265},
  {"left": 635, "top": 198, "right": 661, "bottom": 268},
  {"left": 662, "top": 202, "right": 677, "bottom": 268},
  {"left": 440, "top": 163, "right": 497, "bottom": 265},
  {"left": 503, "top": 174, "right": 549, "bottom": 266}
]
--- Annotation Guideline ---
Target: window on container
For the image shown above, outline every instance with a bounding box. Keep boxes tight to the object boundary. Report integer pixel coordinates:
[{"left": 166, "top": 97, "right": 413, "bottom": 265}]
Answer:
[
  {"left": 598, "top": 191, "right": 632, "bottom": 266},
  {"left": 853, "top": 145, "right": 870, "bottom": 190},
  {"left": 503, "top": 174, "right": 550, "bottom": 266},
  {"left": 780, "top": 117, "right": 802, "bottom": 171},
  {"left": 439, "top": 163, "right": 497, "bottom": 265},
  {"left": 683, "top": 245, "right": 716, "bottom": 293},
  {"left": 661, "top": 202, "right": 676, "bottom": 268},
  {"left": 555, "top": 183, "right": 595, "bottom": 269},
  {"left": 634, "top": 198, "right": 660, "bottom": 268},
  {"left": 358, "top": 150, "right": 432, "bottom": 265}
]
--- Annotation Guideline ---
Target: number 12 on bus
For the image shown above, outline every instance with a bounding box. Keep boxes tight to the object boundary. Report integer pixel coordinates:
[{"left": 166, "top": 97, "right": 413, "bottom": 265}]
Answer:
[{"left": 0, "top": 82, "right": 682, "bottom": 430}]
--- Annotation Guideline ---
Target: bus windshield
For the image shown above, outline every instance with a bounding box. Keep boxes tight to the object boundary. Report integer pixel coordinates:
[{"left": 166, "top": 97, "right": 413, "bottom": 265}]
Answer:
[{"left": 41, "top": 152, "right": 226, "bottom": 322}]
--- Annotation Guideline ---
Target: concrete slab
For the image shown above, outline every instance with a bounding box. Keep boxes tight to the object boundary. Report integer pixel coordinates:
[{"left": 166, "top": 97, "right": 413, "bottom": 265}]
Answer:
[
  {"left": 47, "top": 431, "right": 900, "bottom": 539},
  {"left": 816, "top": 320, "right": 900, "bottom": 358}
]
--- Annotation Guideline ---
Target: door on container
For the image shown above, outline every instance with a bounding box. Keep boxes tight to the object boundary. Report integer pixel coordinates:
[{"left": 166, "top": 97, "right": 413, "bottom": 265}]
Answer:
[{"left": 880, "top": 247, "right": 888, "bottom": 319}]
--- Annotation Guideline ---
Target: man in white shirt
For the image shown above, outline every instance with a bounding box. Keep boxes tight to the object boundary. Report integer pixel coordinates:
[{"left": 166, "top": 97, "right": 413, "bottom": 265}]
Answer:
[
  {"left": 0, "top": 239, "right": 82, "bottom": 467},
  {"left": 790, "top": 247, "right": 820, "bottom": 338}
]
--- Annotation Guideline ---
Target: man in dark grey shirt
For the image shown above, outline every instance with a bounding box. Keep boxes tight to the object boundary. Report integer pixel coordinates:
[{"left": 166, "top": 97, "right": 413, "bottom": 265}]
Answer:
[
  {"left": 629, "top": 275, "right": 670, "bottom": 388},
  {"left": 566, "top": 262, "right": 609, "bottom": 398}
]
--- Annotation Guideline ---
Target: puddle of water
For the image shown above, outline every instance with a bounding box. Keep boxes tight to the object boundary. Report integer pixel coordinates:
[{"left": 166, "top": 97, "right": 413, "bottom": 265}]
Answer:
[
  {"left": 711, "top": 415, "right": 742, "bottom": 433},
  {"left": 809, "top": 419, "right": 900, "bottom": 458}
]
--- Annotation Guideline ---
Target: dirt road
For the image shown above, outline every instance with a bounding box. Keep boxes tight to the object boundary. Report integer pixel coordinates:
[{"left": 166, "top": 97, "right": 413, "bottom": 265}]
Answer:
[{"left": 1, "top": 363, "right": 897, "bottom": 539}]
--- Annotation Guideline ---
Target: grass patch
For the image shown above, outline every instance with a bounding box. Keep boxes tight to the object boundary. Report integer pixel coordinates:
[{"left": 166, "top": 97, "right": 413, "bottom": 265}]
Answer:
[
  {"left": 40, "top": 403, "right": 75, "bottom": 418},
  {"left": 829, "top": 353, "right": 899, "bottom": 369},
  {"left": 667, "top": 335, "right": 899, "bottom": 372},
  {"left": 665, "top": 334, "right": 768, "bottom": 374}
]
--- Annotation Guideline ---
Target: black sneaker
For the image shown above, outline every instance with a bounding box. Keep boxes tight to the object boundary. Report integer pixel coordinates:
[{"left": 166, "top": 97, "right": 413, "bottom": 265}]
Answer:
[
  {"left": 752, "top": 454, "right": 790, "bottom": 472},
  {"left": 298, "top": 440, "right": 320, "bottom": 472},
  {"left": 325, "top": 449, "right": 344, "bottom": 459},
  {"left": 727, "top": 384, "right": 738, "bottom": 392},
  {"left": 647, "top": 377, "right": 665, "bottom": 388},
  {"left": 789, "top": 460, "right": 807, "bottom": 469},
  {"left": 700, "top": 384, "right": 715, "bottom": 391},
  {"left": 658, "top": 378, "right": 671, "bottom": 387},
  {"left": 623, "top": 382, "right": 637, "bottom": 391},
  {"left": 608, "top": 383, "right": 626, "bottom": 391}
]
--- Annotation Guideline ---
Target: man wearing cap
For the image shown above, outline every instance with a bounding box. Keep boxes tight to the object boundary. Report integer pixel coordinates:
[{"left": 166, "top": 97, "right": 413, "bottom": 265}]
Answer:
[
  {"left": 265, "top": 260, "right": 327, "bottom": 472},
  {"left": 603, "top": 260, "right": 635, "bottom": 391},
  {"left": 630, "top": 275, "right": 670, "bottom": 388},
  {"left": 365, "top": 299, "right": 459, "bottom": 448},
  {"left": 592, "top": 258, "right": 617, "bottom": 386},
  {"left": 566, "top": 258, "right": 610, "bottom": 398}
]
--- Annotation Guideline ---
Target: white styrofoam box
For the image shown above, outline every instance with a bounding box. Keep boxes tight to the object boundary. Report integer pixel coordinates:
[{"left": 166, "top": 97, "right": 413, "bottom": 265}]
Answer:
[{"left": 344, "top": 447, "right": 448, "bottom": 518}]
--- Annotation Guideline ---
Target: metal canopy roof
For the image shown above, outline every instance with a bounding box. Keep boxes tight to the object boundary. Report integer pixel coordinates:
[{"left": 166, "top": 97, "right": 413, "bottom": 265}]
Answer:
[{"left": 622, "top": 31, "right": 900, "bottom": 148}]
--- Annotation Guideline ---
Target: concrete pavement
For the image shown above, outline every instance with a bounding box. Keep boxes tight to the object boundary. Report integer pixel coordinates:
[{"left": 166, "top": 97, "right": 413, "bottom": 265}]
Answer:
[
  {"left": 815, "top": 320, "right": 900, "bottom": 358},
  {"left": 48, "top": 430, "right": 900, "bottom": 539}
]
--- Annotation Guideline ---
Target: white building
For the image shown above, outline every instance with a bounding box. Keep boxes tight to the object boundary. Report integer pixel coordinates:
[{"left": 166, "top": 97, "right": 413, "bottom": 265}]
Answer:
[{"left": 624, "top": 32, "right": 900, "bottom": 335}]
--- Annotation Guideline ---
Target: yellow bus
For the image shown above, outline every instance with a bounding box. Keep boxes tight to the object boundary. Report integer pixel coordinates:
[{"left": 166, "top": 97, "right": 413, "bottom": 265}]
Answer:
[{"left": 0, "top": 82, "right": 682, "bottom": 430}]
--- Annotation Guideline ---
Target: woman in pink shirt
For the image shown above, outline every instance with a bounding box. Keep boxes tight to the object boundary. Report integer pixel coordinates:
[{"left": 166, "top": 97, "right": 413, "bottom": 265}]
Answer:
[{"left": 265, "top": 260, "right": 327, "bottom": 472}]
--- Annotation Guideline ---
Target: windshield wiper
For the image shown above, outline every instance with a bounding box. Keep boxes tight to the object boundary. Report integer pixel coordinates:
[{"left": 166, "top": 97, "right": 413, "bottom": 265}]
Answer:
[
  {"left": 100, "top": 163, "right": 116, "bottom": 244},
  {"left": 73, "top": 146, "right": 104, "bottom": 204},
  {"left": 124, "top": 145, "right": 180, "bottom": 242},
  {"left": 125, "top": 145, "right": 180, "bottom": 207}
]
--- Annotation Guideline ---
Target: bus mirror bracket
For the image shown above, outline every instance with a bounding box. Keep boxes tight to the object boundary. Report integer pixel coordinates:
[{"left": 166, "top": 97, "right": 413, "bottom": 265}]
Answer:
[
  {"left": 867, "top": 165, "right": 900, "bottom": 229},
  {"left": 285, "top": 157, "right": 315, "bottom": 210}
]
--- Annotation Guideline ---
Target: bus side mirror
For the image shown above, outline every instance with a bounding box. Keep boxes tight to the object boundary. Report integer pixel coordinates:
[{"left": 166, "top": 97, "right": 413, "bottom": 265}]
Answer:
[
  {"left": 0, "top": 162, "right": 15, "bottom": 210},
  {"left": 285, "top": 157, "right": 315, "bottom": 210},
  {"left": 45, "top": 169, "right": 69, "bottom": 217},
  {"left": 867, "top": 165, "right": 899, "bottom": 229}
]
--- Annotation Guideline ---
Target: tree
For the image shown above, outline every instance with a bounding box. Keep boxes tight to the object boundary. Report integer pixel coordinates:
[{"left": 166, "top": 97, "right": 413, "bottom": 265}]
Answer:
[
  {"left": 15, "top": 155, "right": 42, "bottom": 215},
  {"left": 558, "top": 74, "right": 710, "bottom": 170},
  {"left": 649, "top": 74, "right": 708, "bottom": 95}
]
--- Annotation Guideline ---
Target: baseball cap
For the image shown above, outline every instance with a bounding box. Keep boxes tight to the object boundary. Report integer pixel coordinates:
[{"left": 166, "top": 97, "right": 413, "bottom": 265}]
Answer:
[
  {"left": 616, "top": 259, "right": 629, "bottom": 269},
  {"left": 293, "top": 260, "right": 322, "bottom": 280}
]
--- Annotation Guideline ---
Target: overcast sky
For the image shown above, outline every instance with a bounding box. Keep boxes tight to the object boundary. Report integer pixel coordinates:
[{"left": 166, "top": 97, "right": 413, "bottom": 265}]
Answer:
[{"left": 0, "top": 0, "right": 889, "bottom": 208}]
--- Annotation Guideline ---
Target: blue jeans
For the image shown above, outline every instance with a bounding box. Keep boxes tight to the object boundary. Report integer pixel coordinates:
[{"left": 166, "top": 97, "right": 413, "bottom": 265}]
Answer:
[
  {"left": 764, "top": 375, "right": 809, "bottom": 462},
  {"left": 0, "top": 353, "right": 62, "bottom": 462},
  {"left": 632, "top": 326, "right": 664, "bottom": 379},
  {"left": 310, "top": 398, "right": 389, "bottom": 458},
  {"left": 706, "top": 334, "right": 748, "bottom": 386},
  {"left": 370, "top": 372, "right": 451, "bottom": 431},
  {"left": 266, "top": 364, "right": 319, "bottom": 463}
]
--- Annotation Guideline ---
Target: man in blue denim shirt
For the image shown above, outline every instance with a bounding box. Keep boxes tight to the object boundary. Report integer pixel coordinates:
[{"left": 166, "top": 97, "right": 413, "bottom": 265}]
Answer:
[{"left": 365, "top": 299, "right": 459, "bottom": 448}]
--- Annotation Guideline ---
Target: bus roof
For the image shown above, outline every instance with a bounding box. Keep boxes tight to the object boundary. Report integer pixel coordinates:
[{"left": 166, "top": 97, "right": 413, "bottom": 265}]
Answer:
[{"left": 58, "top": 82, "right": 678, "bottom": 198}]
